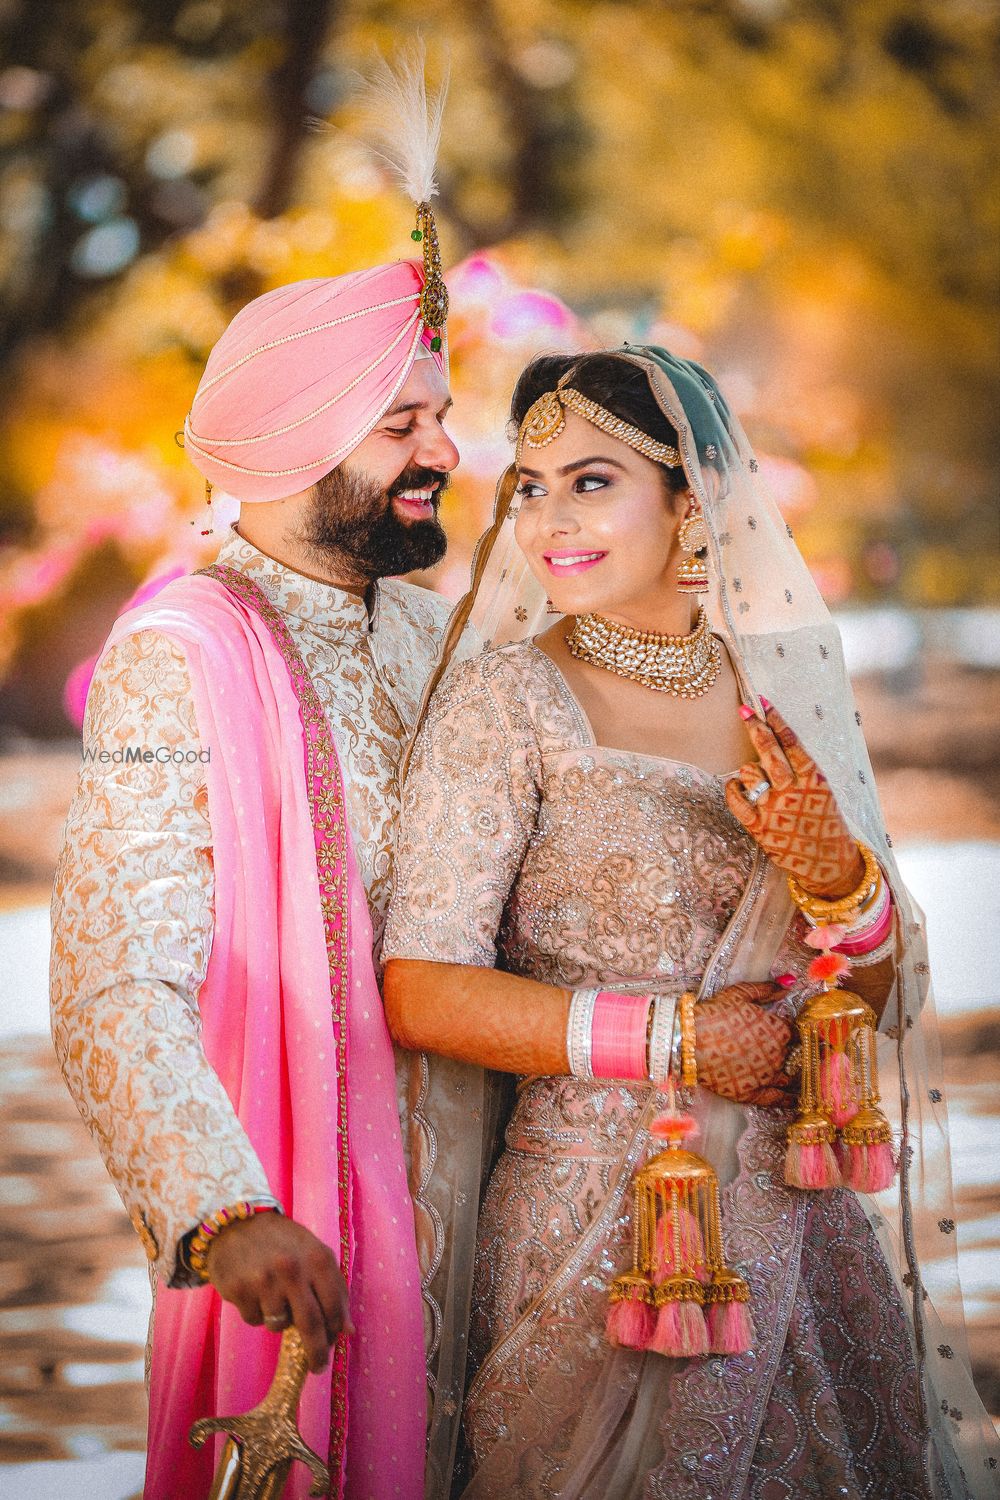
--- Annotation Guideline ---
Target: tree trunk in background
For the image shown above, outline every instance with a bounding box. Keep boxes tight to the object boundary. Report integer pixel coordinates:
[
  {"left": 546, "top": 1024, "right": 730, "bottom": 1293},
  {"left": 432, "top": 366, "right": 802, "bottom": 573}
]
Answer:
[{"left": 255, "top": 0, "right": 338, "bottom": 220}]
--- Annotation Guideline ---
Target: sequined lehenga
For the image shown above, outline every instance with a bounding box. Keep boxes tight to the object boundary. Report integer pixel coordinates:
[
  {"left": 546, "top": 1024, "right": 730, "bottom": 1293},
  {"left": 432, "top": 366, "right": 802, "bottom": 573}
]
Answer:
[{"left": 385, "top": 641, "right": 941, "bottom": 1500}]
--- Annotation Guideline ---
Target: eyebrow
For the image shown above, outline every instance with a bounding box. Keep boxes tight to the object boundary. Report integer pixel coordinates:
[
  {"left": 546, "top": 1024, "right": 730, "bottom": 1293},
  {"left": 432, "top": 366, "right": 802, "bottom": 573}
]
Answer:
[
  {"left": 384, "top": 396, "right": 454, "bottom": 418},
  {"left": 518, "top": 455, "right": 628, "bottom": 478}
]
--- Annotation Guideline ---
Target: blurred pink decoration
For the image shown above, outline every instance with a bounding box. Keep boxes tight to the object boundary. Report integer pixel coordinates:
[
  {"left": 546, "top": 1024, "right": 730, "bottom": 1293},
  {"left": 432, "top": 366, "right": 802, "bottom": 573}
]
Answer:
[
  {"left": 449, "top": 253, "right": 506, "bottom": 306},
  {"left": 808, "top": 557, "right": 853, "bottom": 605},
  {"left": 62, "top": 566, "right": 187, "bottom": 729},
  {"left": 36, "top": 435, "right": 178, "bottom": 545},
  {"left": 755, "top": 453, "right": 818, "bottom": 516},
  {"left": 4, "top": 542, "right": 82, "bottom": 608},
  {"left": 491, "top": 289, "right": 575, "bottom": 341},
  {"left": 449, "top": 253, "right": 587, "bottom": 349}
]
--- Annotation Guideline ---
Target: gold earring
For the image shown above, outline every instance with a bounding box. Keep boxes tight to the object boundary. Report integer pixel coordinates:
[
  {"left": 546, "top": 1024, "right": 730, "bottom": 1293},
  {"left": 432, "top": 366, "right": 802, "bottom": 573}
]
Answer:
[
  {"left": 676, "top": 492, "right": 709, "bottom": 596},
  {"left": 199, "top": 478, "right": 214, "bottom": 537}
]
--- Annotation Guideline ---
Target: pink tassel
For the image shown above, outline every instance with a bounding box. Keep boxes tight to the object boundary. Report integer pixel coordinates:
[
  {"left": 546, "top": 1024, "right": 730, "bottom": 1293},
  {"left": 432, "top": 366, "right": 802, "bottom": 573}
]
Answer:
[
  {"left": 837, "top": 1139, "right": 896, "bottom": 1193},
  {"left": 819, "top": 1049, "right": 860, "bottom": 1128},
  {"left": 648, "top": 1297, "right": 709, "bottom": 1358},
  {"left": 606, "top": 1295, "right": 655, "bottom": 1350},
  {"left": 707, "top": 1299, "right": 754, "bottom": 1355},
  {"left": 653, "top": 1209, "right": 708, "bottom": 1281},
  {"left": 785, "top": 1138, "right": 841, "bottom": 1190}
]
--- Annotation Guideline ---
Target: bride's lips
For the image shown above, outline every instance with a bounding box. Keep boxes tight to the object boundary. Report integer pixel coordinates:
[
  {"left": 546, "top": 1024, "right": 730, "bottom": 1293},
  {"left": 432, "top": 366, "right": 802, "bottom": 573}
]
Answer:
[
  {"left": 543, "top": 548, "right": 608, "bottom": 576},
  {"left": 392, "top": 483, "right": 439, "bottom": 520}
]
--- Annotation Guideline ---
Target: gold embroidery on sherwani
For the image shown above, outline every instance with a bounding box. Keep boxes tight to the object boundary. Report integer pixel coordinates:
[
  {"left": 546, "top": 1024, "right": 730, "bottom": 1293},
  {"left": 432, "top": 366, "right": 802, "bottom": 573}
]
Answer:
[{"left": 51, "top": 530, "right": 450, "bottom": 1285}]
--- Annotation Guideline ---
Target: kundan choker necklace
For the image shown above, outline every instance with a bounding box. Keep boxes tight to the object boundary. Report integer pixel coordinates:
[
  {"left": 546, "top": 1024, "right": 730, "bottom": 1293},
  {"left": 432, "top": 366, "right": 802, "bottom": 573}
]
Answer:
[{"left": 567, "top": 606, "right": 722, "bottom": 698}]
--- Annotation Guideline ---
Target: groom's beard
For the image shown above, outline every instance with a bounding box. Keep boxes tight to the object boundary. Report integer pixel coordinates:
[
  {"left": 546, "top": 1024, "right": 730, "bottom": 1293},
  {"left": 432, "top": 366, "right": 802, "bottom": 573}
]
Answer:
[{"left": 302, "top": 462, "right": 449, "bottom": 583}]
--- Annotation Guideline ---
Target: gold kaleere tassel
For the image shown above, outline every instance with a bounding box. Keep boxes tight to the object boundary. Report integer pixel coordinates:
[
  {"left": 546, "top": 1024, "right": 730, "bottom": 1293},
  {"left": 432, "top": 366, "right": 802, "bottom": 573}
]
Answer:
[
  {"left": 785, "top": 848, "right": 898, "bottom": 1193},
  {"left": 607, "top": 1096, "right": 752, "bottom": 1357},
  {"left": 785, "top": 988, "right": 896, "bottom": 1192}
]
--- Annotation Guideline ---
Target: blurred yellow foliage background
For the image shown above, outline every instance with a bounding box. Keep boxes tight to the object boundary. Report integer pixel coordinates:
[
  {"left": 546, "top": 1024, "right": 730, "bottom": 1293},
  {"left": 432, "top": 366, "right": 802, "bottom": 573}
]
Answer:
[{"left": 0, "top": 0, "right": 996, "bottom": 733}]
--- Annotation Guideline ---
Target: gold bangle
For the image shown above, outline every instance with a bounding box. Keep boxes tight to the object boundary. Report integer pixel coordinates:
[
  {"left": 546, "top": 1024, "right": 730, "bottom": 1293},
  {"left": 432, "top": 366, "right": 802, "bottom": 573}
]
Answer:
[
  {"left": 787, "top": 842, "right": 879, "bottom": 925},
  {"left": 679, "top": 990, "right": 697, "bottom": 1089}
]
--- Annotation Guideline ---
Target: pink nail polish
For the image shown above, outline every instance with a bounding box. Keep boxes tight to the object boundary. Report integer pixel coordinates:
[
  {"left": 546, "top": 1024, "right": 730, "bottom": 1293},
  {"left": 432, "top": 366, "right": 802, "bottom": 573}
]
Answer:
[
  {"left": 760, "top": 696, "right": 772, "bottom": 711},
  {"left": 738, "top": 705, "right": 754, "bottom": 721},
  {"left": 775, "top": 973, "right": 796, "bottom": 987}
]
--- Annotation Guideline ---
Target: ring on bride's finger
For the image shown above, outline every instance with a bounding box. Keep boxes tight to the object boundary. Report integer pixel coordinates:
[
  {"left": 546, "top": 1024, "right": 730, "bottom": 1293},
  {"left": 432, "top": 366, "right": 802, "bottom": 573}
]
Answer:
[
  {"left": 264, "top": 1311, "right": 290, "bottom": 1331},
  {"left": 785, "top": 1044, "right": 803, "bottom": 1075},
  {"left": 745, "top": 778, "right": 771, "bottom": 805}
]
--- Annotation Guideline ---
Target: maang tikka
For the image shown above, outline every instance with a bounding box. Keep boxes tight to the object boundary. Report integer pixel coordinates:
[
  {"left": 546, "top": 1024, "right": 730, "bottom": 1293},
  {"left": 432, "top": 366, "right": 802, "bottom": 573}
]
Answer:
[{"left": 676, "top": 492, "right": 709, "bottom": 596}]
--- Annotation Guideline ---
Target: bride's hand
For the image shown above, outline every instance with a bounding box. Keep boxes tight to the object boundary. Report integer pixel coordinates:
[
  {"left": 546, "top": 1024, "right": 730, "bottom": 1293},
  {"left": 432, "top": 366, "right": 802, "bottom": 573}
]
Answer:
[
  {"left": 694, "top": 981, "right": 795, "bottom": 1108},
  {"left": 725, "top": 699, "right": 865, "bottom": 899}
]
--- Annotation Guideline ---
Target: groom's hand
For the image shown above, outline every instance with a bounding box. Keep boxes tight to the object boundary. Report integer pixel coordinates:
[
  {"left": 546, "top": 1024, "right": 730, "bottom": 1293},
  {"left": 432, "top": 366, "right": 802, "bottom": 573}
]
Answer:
[{"left": 205, "top": 1213, "right": 353, "bottom": 1372}]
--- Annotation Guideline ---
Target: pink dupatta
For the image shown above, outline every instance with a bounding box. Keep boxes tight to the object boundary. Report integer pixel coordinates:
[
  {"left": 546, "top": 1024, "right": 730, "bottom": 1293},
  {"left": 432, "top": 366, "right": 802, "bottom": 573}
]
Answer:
[{"left": 104, "top": 566, "right": 426, "bottom": 1499}]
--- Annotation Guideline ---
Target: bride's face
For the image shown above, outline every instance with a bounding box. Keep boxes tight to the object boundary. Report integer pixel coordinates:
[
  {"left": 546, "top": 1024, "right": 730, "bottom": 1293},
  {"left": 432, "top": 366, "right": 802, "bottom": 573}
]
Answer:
[{"left": 514, "top": 409, "right": 684, "bottom": 620}]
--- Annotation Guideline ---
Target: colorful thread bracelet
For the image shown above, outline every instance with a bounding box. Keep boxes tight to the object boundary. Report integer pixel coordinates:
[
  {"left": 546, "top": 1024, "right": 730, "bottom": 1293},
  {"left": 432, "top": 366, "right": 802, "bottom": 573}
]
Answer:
[{"left": 188, "top": 1200, "right": 280, "bottom": 1282}]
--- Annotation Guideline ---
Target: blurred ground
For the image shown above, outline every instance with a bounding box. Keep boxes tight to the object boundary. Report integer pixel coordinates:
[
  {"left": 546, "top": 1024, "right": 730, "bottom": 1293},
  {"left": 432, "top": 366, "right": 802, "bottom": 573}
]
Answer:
[{"left": 0, "top": 653, "right": 997, "bottom": 1495}]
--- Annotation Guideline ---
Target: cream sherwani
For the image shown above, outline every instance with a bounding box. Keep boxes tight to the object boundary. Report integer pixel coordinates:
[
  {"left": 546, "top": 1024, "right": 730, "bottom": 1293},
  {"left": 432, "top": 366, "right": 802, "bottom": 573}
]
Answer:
[{"left": 50, "top": 530, "right": 449, "bottom": 1287}]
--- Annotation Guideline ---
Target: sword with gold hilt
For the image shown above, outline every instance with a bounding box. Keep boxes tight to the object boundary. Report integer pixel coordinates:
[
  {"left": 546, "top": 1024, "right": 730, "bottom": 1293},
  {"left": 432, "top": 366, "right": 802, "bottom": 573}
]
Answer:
[{"left": 189, "top": 1326, "right": 330, "bottom": 1498}]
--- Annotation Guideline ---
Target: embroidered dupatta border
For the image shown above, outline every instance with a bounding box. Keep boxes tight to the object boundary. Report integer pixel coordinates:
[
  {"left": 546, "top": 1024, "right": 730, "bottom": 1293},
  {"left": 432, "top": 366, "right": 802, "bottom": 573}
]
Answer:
[{"left": 200, "top": 563, "right": 352, "bottom": 1492}]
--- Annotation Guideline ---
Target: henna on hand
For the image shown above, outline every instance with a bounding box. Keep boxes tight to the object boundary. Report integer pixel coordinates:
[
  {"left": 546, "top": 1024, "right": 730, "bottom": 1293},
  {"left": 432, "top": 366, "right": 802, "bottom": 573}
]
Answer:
[
  {"left": 694, "top": 981, "right": 793, "bottom": 1108},
  {"left": 725, "top": 701, "right": 865, "bottom": 899}
]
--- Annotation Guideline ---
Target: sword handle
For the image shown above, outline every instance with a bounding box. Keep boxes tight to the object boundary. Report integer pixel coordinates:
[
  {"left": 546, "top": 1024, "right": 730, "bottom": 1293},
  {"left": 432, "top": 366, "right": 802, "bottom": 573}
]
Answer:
[{"left": 190, "top": 1327, "right": 330, "bottom": 1498}]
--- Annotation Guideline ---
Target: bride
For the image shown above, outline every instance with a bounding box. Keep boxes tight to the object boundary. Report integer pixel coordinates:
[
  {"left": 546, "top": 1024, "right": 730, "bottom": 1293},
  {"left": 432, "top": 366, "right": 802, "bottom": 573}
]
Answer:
[{"left": 382, "top": 346, "right": 996, "bottom": 1498}]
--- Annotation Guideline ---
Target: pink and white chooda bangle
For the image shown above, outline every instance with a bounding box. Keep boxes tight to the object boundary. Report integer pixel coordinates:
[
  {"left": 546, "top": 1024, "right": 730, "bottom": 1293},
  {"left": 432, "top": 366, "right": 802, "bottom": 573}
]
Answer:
[
  {"left": 837, "top": 896, "right": 895, "bottom": 965},
  {"left": 835, "top": 873, "right": 893, "bottom": 959},
  {"left": 801, "top": 870, "right": 895, "bottom": 972},
  {"left": 566, "top": 988, "right": 660, "bottom": 1083},
  {"left": 837, "top": 896, "right": 892, "bottom": 952}
]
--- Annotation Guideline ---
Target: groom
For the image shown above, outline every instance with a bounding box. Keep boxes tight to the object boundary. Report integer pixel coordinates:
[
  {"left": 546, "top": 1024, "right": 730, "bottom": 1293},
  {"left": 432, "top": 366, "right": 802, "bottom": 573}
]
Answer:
[{"left": 50, "top": 254, "right": 457, "bottom": 1497}]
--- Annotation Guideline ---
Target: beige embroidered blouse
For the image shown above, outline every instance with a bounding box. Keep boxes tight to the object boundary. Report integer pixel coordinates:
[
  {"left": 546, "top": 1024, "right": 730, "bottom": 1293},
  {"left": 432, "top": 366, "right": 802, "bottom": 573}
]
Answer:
[
  {"left": 384, "top": 642, "right": 758, "bottom": 992},
  {"left": 50, "top": 530, "right": 450, "bottom": 1285}
]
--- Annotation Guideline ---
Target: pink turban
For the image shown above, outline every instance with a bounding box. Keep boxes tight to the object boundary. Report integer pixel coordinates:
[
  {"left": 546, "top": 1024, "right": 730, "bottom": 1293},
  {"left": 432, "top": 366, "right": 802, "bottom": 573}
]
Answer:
[{"left": 184, "top": 260, "right": 445, "bottom": 503}]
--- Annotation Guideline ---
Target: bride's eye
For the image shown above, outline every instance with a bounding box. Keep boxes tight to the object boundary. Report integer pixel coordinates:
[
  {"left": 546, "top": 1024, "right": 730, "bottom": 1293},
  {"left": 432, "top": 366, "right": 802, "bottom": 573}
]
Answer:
[
  {"left": 516, "top": 481, "right": 544, "bottom": 500},
  {"left": 576, "top": 474, "right": 609, "bottom": 493}
]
